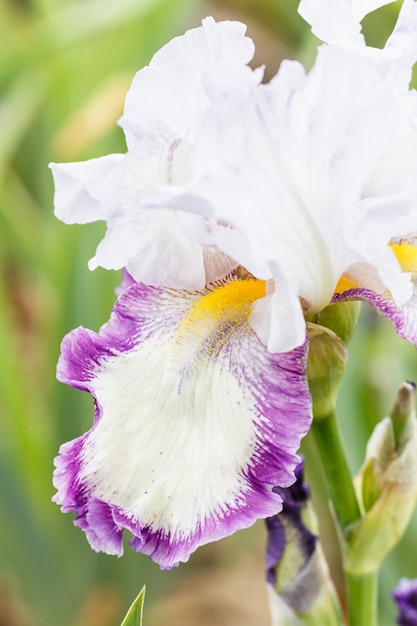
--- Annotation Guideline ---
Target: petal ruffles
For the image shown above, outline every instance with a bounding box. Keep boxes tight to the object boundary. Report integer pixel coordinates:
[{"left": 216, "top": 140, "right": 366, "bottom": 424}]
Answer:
[
  {"left": 53, "top": 279, "right": 312, "bottom": 568},
  {"left": 333, "top": 285, "right": 417, "bottom": 347},
  {"left": 49, "top": 17, "right": 255, "bottom": 289},
  {"left": 147, "top": 45, "right": 414, "bottom": 352}
]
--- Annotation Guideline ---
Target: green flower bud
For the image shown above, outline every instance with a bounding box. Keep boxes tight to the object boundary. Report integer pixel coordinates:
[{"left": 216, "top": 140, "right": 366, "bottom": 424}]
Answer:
[
  {"left": 344, "top": 383, "right": 417, "bottom": 574},
  {"left": 306, "top": 301, "right": 360, "bottom": 421},
  {"left": 307, "top": 323, "right": 347, "bottom": 420},
  {"left": 391, "top": 381, "right": 416, "bottom": 453},
  {"left": 316, "top": 301, "right": 361, "bottom": 346}
]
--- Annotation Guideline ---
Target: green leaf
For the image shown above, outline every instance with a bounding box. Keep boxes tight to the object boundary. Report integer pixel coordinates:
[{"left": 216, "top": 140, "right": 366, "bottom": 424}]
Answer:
[{"left": 120, "top": 586, "right": 146, "bottom": 626}]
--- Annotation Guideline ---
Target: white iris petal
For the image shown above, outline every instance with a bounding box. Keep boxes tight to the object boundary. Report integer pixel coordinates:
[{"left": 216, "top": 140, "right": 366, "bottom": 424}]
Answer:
[
  {"left": 50, "top": 18, "right": 257, "bottom": 288},
  {"left": 299, "top": 0, "right": 417, "bottom": 93},
  {"left": 146, "top": 45, "right": 407, "bottom": 351},
  {"left": 298, "top": 0, "right": 395, "bottom": 47}
]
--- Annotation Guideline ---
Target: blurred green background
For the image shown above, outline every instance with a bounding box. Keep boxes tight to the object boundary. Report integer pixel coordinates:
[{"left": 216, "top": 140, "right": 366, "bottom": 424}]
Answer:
[{"left": 0, "top": 0, "right": 416, "bottom": 624}]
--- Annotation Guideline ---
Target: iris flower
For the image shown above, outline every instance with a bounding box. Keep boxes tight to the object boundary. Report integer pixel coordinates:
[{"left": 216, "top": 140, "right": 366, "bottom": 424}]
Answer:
[
  {"left": 52, "top": 20, "right": 313, "bottom": 570},
  {"left": 52, "top": 3, "right": 417, "bottom": 570},
  {"left": 149, "top": 4, "right": 417, "bottom": 353}
]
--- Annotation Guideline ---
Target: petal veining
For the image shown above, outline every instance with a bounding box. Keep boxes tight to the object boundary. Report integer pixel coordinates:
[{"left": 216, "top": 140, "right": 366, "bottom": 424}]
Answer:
[
  {"left": 333, "top": 284, "right": 417, "bottom": 347},
  {"left": 150, "top": 45, "right": 403, "bottom": 350},
  {"left": 54, "top": 280, "right": 311, "bottom": 568}
]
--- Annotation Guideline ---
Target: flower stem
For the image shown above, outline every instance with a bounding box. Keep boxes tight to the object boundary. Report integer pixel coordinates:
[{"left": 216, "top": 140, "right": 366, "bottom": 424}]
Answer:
[
  {"left": 312, "top": 412, "right": 379, "bottom": 625},
  {"left": 312, "top": 411, "right": 361, "bottom": 529},
  {"left": 346, "top": 571, "right": 378, "bottom": 626}
]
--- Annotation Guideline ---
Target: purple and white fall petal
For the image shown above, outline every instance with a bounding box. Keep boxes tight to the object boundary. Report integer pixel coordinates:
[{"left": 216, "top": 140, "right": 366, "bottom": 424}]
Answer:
[{"left": 53, "top": 278, "right": 312, "bottom": 568}]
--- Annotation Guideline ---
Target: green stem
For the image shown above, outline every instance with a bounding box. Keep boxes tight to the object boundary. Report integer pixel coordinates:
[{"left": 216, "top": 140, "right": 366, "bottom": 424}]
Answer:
[
  {"left": 312, "top": 411, "right": 361, "bottom": 529},
  {"left": 312, "top": 412, "right": 379, "bottom": 626},
  {"left": 346, "top": 572, "right": 378, "bottom": 626}
]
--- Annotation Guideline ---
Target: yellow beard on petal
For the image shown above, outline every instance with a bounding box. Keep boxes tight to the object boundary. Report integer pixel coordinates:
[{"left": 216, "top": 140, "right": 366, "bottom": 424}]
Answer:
[
  {"left": 174, "top": 279, "right": 267, "bottom": 360},
  {"left": 390, "top": 242, "right": 417, "bottom": 274},
  {"left": 334, "top": 242, "right": 417, "bottom": 296},
  {"left": 333, "top": 273, "right": 359, "bottom": 294}
]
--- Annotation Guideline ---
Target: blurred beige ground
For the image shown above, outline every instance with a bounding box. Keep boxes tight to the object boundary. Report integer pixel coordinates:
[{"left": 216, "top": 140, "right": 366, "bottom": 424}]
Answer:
[
  {"left": 147, "top": 523, "right": 271, "bottom": 626},
  {"left": 0, "top": 524, "right": 271, "bottom": 626}
]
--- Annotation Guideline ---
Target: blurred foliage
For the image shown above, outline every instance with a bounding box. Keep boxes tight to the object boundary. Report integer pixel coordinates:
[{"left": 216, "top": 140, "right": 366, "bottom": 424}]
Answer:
[{"left": 0, "top": 0, "right": 416, "bottom": 624}]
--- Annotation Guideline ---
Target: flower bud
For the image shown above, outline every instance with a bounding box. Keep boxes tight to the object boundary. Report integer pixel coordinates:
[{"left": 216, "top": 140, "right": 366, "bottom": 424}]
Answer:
[
  {"left": 392, "top": 578, "right": 417, "bottom": 626},
  {"left": 316, "top": 301, "right": 361, "bottom": 346},
  {"left": 391, "top": 381, "right": 416, "bottom": 453},
  {"left": 345, "top": 383, "right": 417, "bottom": 574},
  {"left": 267, "top": 463, "right": 342, "bottom": 625},
  {"left": 307, "top": 323, "right": 347, "bottom": 420}
]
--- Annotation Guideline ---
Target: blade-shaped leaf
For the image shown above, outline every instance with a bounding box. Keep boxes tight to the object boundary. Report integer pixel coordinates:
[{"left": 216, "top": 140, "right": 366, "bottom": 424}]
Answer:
[{"left": 120, "top": 586, "right": 146, "bottom": 626}]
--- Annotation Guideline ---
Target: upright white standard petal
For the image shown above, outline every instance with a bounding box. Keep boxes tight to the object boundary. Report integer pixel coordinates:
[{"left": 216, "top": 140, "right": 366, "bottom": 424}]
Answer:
[
  {"left": 297, "top": 0, "right": 395, "bottom": 46},
  {"left": 121, "top": 16, "right": 255, "bottom": 149},
  {"left": 50, "top": 18, "right": 256, "bottom": 288},
  {"left": 296, "top": 0, "right": 417, "bottom": 262},
  {"left": 298, "top": 0, "right": 366, "bottom": 46},
  {"left": 147, "top": 45, "right": 414, "bottom": 352},
  {"left": 383, "top": 0, "right": 417, "bottom": 91},
  {"left": 352, "top": 0, "right": 396, "bottom": 21},
  {"left": 298, "top": 0, "right": 417, "bottom": 93}
]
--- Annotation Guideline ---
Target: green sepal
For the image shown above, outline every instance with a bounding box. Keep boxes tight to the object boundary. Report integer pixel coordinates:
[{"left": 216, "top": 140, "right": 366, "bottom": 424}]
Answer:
[
  {"left": 120, "top": 586, "right": 146, "bottom": 626},
  {"left": 316, "top": 301, "right": 361, "bottom": 346},
  {"left": 307, "top": 323, "right": 347, "bottom": 420}
]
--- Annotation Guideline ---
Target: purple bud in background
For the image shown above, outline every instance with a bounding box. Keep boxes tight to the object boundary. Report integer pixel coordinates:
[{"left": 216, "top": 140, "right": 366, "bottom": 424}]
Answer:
[
  {"left": 266, "top": 461, "right": 318, "bottom": 610},
  {"left": 393, "top": 578, "right": 417, "bottom": 626}
]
